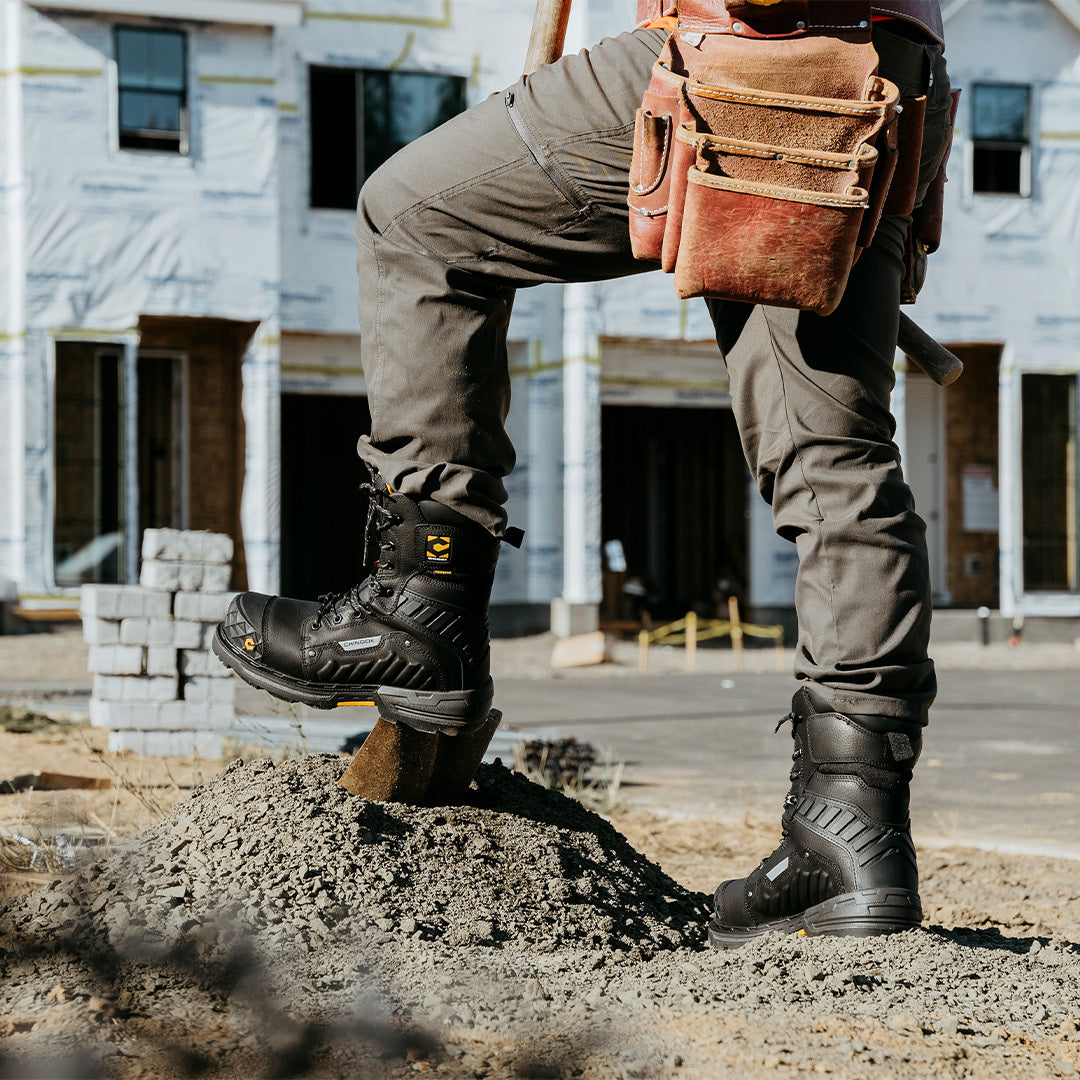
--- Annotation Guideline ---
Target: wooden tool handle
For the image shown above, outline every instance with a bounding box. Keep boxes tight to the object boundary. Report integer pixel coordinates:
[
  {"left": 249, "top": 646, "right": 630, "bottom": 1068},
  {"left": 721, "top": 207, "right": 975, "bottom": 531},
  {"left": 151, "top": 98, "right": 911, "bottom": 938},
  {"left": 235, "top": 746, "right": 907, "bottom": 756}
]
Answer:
[
  {"left": 897, "top": 311, "right": 963, "bottom": 387},
  {"left": 524, "top": 0, "right": 573, "bottom": 76}
]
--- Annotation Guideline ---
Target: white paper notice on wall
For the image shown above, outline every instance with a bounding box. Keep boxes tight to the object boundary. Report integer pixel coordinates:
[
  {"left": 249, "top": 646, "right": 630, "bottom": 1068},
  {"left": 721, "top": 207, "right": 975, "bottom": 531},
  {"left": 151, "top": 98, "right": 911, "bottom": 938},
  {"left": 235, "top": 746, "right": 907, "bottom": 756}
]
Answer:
[{"left": 962, "top": 465, "right": 999, "bottom": 533}]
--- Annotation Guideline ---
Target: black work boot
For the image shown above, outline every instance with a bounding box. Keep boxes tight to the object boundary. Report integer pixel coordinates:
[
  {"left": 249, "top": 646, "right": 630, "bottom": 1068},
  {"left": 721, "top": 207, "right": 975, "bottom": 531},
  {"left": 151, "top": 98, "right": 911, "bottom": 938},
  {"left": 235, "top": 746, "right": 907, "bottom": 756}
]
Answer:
[
  {"left": 708, "top": 687, "right": 924, "bottom": 949},
  {"left": 213, "top": 478, "right": 511, "bottom": 734}
]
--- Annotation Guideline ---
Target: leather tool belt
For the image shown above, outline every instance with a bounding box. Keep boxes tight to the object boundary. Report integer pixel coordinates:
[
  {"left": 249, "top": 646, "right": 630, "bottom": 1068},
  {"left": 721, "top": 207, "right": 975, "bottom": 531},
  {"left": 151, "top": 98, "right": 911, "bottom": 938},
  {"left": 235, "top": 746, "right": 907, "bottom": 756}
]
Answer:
[{"left": 629, "top": 0, "right": 927, "bottom": 315}]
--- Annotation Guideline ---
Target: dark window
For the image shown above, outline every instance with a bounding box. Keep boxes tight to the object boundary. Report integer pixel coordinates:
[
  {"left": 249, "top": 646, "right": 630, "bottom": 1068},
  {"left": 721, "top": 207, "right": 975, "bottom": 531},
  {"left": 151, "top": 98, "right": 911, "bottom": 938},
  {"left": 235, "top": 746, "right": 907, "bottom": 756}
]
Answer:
[
  {"left": 309, "top": 66, "right": 466, "bottom": 210},
  {"left": 971, "top": 82, "right": 1031, "bottom": 196},
  {"left": 116, "top": 26, "right": 187, "bottom": 154}
]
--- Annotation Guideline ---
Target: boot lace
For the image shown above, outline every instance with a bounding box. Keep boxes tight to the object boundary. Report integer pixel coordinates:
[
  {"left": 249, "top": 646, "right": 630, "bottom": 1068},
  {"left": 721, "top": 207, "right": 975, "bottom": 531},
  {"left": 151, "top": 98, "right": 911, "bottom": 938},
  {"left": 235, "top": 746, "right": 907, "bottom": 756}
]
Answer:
[
  {"left": 311, "top": 478, "right": 403, "bottom": 630},
  {"left": 773, "top": 710, "right": 804, "bottom": 826}
]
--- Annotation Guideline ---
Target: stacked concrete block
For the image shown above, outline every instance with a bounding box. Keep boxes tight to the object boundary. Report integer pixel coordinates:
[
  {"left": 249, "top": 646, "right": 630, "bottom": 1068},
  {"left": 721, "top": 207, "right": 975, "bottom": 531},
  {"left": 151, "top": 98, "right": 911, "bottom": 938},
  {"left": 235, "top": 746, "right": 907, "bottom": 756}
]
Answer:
[{"left": 80, "top": 529, "right": 237, "bottom": 758}]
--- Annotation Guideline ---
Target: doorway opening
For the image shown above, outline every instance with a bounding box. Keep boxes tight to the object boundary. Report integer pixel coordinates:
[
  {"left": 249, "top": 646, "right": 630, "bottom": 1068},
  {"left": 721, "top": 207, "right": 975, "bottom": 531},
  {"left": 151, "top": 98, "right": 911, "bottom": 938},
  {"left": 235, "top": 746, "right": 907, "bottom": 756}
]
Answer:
[
  {"left": 1022, "top": 372, "right": 1079, "bottom": 593},
  {"left": 600, "top": 404, "right": 748, "bottom": 622},
  {"left": 53, "top": 343, "right": 188, "bottom": 586}
]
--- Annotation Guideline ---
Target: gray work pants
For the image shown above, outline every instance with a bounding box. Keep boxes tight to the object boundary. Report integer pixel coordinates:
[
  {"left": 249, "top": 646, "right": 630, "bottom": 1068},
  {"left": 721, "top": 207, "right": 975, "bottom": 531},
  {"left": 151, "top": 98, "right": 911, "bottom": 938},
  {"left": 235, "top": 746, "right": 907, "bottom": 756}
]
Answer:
[{"left": 354, "top": 25, "right": 952, "bottom": 722}]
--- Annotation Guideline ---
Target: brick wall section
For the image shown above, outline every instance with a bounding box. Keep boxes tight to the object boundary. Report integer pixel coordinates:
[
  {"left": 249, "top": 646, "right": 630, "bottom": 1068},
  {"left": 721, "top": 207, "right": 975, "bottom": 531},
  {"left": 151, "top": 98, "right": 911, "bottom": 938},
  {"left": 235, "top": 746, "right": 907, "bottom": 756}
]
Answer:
[
  {"left": 81, "top": 527, "right": 237, "bottom": 757},
  {"left": 943, "top": 344, "right": 1001, "bottom": 607}
]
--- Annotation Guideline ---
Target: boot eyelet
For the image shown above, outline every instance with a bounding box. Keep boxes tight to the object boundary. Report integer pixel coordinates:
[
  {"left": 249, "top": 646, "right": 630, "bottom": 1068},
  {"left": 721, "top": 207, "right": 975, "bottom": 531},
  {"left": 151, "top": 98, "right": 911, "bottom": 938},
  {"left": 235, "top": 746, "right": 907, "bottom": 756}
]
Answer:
[
  {"left": 333, "top": 614, "right": 342, "bottom": 624},
  {"left": 311, "top": 621, "right": 320, "bottom": 630}
]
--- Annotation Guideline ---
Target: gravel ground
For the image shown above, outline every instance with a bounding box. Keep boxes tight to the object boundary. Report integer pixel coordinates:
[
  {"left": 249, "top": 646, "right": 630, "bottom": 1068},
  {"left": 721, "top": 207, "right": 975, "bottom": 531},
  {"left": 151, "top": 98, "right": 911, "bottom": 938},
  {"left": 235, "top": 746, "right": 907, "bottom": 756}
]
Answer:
[
  {"left": 2, "top": 627, "right": 1079, "bottom": 1077},
  {"left": 2, "top": 754, "right": 1078, "bottom": 1080}
]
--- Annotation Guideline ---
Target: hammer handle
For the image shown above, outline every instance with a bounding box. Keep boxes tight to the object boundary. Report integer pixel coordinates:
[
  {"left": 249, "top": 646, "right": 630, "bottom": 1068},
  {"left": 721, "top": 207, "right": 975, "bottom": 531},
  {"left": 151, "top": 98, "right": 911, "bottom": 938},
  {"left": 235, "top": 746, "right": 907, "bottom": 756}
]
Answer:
[
  {"left": 524, "top": 0, "right": 573, "bottom": 75},
  {"left": 897, "top": 311, "right": 963, "bottom": 386}
]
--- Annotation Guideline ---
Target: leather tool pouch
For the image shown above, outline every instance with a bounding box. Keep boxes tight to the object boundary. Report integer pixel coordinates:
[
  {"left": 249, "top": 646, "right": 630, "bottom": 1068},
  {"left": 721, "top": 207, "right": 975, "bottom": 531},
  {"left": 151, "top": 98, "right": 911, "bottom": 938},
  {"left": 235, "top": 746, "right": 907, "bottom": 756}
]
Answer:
[{"left": 628, "top": 2, "right": 913, "bottom": 316}]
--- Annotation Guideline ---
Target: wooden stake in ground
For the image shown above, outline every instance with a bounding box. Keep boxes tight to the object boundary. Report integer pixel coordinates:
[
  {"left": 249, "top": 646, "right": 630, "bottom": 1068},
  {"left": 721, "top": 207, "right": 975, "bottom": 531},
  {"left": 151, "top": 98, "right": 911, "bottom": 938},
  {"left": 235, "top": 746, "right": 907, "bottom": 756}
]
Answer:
[
  {"left": 338, "top": 709, "right": 504, "bottom": 805},
  {"left": 728, "top": 595, "right": 745, "bottom": 672}
]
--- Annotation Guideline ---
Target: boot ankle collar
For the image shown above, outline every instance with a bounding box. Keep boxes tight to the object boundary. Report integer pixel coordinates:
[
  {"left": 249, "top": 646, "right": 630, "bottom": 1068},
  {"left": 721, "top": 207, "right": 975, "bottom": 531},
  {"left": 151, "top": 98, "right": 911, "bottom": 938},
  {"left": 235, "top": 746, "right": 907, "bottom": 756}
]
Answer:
[
  {"left": 791, "top": 695, "right": 922, "bottom": 772},
  {"left": 805, "top": 713, "right": 921, "bottom": 771}
]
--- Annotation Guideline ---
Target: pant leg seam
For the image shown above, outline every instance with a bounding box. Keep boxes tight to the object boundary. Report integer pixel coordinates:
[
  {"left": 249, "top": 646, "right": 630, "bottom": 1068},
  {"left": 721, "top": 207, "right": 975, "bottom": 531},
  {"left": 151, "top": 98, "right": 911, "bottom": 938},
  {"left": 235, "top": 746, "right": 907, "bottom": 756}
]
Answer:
[
  {"left": 367, "top": 232, "right": 387, "bottom": 445},
  {"left": 760, "top": 307, "right": 843, "bottom": 671}
]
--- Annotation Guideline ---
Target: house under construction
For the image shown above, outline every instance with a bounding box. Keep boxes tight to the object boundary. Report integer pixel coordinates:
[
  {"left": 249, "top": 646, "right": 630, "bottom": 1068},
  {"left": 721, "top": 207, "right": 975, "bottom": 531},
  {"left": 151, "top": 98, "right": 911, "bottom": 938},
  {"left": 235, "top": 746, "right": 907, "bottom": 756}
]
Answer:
[{"left": 2, "top": 0, "right": 1079, "bottom": 635}]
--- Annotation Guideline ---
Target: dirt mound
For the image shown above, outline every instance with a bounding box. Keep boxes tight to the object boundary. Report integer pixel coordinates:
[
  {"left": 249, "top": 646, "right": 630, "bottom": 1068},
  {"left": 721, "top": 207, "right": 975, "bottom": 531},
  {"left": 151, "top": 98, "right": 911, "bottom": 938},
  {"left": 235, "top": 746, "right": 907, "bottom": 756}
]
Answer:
[
  {"left": 1, "top": 755, "right": 1079, "bottom": 1080},
  {"left": 2, "top": 756, "right": 705, "bottom": 956},
  {"left": 0, "top": 756, "right": 710, "bottom": 1077}
]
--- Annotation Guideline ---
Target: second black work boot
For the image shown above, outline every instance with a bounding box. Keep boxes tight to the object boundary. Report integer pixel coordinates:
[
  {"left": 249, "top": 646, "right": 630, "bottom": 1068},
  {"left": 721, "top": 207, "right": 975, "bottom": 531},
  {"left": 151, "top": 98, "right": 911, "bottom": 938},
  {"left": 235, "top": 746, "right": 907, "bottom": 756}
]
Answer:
[
  {"left": 708, "top": 687, "right": 924, "bottom": 949},
  {"left": 213, "top": 478, "right": 513, "bottom": 734}
]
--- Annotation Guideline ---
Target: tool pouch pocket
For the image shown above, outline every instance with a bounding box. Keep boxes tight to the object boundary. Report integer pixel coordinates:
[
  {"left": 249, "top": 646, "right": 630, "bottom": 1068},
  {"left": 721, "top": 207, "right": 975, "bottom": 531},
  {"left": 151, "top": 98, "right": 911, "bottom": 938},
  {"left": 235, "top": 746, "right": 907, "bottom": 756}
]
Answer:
[
  {"left": 673, "top": 127, "right": 880, "bottom": 312},
  {"left": 629, "top": 28, "right": 900, "bottom": 315},
  {"left": 628, "top": 65, "right": 684, "bottom": 262}
]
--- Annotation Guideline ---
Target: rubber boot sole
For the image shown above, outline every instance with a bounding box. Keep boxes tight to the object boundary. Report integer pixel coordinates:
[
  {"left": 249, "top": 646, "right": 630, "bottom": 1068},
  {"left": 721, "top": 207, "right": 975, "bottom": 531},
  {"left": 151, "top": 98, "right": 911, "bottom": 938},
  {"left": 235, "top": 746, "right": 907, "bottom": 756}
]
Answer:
[
  {"left": 212, "top": 626, "right": 494, "bottom": 736},
  {"left": 707, "top": 887, "right": 923, "bottom": 950}
]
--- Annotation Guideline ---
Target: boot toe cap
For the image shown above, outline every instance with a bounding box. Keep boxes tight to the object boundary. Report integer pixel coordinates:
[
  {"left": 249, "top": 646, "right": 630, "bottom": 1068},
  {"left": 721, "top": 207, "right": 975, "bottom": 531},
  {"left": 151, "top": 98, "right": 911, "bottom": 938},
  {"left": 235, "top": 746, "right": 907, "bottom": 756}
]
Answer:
[
  {"left": 220, "top": 592, "right": 271, "bottom": 654},
  {"left": 221, "top": 592, "right": 318, "bottom": 677},
  {"left": 713, "top": 878, "right": 753, "bottom": 929}
]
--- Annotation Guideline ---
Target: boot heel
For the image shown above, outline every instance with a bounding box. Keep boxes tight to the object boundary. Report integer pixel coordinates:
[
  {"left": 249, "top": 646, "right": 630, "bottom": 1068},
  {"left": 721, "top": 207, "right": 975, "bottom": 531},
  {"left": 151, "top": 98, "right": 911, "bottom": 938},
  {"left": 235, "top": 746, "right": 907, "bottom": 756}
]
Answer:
[
  {"left": 801, "top": 887, "right": 923, "bottom": 937},
  {"left": 374, "top": 678, "right": 495, "bottom": 736}
]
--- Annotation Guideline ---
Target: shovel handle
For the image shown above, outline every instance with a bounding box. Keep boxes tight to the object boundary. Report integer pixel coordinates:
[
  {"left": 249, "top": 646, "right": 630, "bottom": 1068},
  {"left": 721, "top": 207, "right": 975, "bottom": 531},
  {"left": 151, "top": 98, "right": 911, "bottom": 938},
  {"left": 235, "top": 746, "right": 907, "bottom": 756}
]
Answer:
[{"left": 524, "top": 0, "right": 573, "bottom": 75}]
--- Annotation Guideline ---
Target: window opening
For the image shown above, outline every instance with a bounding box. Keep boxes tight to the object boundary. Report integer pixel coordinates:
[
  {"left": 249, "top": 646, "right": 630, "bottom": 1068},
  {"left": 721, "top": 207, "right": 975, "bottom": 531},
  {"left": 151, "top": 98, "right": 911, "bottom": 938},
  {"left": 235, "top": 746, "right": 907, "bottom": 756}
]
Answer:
[
  {"left": 971, "top": 82, "right": 1031, "bottom": 196},
  {"left": 116, "top": 26, "right": 188, "bottom": 154},
  {"left": 309, "top": 67, "right": 466, "bottom": 209}
]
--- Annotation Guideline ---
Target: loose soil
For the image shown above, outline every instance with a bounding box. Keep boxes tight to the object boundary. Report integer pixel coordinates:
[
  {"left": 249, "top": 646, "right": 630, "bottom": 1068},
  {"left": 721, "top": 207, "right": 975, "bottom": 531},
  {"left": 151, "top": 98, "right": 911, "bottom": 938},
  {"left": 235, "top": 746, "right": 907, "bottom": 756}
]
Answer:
[{"left": 1, "top": 732, "right": 1078, "bottom": 1080}]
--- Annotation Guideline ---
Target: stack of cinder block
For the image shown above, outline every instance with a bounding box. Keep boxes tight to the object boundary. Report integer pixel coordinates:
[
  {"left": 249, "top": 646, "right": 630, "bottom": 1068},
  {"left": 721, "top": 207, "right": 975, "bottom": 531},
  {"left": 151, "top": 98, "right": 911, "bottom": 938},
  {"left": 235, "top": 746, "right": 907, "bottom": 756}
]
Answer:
[{"left": 81, "top": 529, "right": 236, "bottom": 757}]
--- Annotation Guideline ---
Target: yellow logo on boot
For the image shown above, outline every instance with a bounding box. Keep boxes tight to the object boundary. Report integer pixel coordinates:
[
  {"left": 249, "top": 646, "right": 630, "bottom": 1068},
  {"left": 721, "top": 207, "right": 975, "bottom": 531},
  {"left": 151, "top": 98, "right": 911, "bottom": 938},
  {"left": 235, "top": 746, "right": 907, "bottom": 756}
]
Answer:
[{"left": 426, "top": 535, "right": 452, "bottom": 564}]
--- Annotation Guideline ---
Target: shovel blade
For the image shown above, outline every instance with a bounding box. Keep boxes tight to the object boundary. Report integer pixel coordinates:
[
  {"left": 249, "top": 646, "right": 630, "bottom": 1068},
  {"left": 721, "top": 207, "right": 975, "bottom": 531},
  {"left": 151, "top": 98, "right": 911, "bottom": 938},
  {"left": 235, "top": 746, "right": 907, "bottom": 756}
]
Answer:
[{"left": 338, "top": 708, "right": 502, "bottom": 805}]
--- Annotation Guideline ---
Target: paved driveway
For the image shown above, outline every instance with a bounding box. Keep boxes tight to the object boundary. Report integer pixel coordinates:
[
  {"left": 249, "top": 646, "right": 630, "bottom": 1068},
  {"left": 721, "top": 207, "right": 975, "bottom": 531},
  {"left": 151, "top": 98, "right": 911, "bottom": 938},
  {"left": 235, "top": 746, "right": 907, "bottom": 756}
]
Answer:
[{"left": 496, "top": 666, "right": 1080, "bottom": 858}]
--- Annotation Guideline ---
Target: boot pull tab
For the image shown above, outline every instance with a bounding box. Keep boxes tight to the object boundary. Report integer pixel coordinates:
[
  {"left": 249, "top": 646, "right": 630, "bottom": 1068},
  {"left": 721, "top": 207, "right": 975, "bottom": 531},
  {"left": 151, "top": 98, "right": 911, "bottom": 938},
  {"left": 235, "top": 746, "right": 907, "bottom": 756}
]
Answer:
[
  {"left": 502, "top": 526, "right": 525, "bottom": 549},
  {"left": 886, "top": 730, "right": 917, "bottom": 767}
]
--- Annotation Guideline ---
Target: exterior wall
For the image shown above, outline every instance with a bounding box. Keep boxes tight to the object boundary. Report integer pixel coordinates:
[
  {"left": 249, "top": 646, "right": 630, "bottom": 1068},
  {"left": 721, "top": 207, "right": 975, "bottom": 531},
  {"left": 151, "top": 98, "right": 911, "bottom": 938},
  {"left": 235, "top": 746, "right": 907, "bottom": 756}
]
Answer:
[
  {"left": 1, "top": 0, "right": 29, "bottom": 591},
  {"left": 911, "top": 0, "right": 1080, "bottom": 614},
  {"left": 9, "top": 3, "right": 281, "bottom": 593},
  {"left": 7, "top": 0, "right": 1078, "bottom": 623},
  {"left": 19, "top": 7, "right": 280, "bottom": 329},
  {"left": 275, "top": 2, "right": 537, "bottom": 337},
  {"left": 918, "top": 0, "right": 1080, "bottom": 355}
]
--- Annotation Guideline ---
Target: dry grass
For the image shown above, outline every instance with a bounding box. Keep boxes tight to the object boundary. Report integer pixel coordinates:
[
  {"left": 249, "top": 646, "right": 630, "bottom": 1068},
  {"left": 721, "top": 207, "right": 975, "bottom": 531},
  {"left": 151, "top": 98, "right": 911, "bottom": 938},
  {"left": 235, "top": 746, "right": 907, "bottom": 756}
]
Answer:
[{"left": 511, "top": 737, "right": 626, "bottom": 814}]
